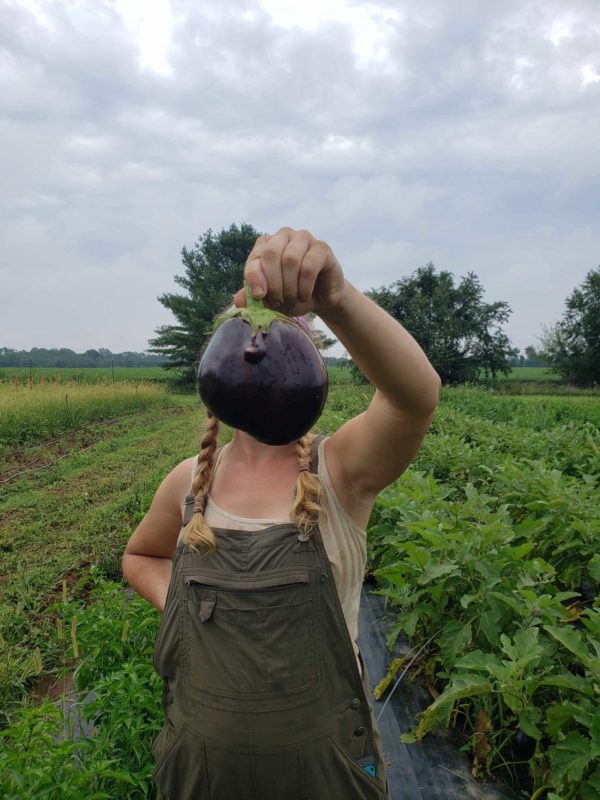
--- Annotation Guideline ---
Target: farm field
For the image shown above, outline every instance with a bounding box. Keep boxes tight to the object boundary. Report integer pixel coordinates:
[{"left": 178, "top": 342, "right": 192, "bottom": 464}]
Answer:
[
  {"left": 0, "top": 366, "right": 171, "bottom": 383},
  {"left": 501, "top": 367, "right": 561, "bottom": 382},
  {"left": 0, "top": 374, "right": 599, "bottom": 799},
  {"left": 0, "top": 380, "right": 175, "bottom": 454}
]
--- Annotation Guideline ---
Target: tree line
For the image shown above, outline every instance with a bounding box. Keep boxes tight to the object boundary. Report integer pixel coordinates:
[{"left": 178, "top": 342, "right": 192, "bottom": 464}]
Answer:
[
  {"left": 5, "top": 224, "right": 596, "bottom": 385},
  {"left": 149, "top": 224, "right": 599, "bottom": 387},
  {"left": 0, "top": 348, "right": 167, "bottom": 368}
]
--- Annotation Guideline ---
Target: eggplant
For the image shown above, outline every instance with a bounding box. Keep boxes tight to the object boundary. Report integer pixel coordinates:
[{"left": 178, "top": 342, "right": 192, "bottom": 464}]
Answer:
[
  {"left": 511, "top": 729, "right": 536, "bottom": 761},
  {"left": 198, "top": 291, "right": 328, "bottom": 445}
]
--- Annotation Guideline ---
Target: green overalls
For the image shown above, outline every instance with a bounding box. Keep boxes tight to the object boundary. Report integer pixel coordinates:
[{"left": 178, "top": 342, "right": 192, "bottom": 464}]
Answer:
[{"left": 152, "top": 436, "right": 392, "bottom": 799}]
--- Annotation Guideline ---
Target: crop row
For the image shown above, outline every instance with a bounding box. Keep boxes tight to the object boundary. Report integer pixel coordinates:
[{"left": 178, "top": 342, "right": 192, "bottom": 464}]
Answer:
[{"left": 368, "top": 390, "right": 600, "bottom": 799}]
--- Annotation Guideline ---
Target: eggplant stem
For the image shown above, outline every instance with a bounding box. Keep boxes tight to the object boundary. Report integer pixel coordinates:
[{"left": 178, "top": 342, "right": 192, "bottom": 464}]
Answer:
[{"left": 213, "top": 283, "right": 289, "bottom": 335}]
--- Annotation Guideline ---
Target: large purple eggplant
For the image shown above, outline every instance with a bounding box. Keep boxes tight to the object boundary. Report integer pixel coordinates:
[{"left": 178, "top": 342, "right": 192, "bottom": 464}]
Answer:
[{"left": 198, "top": 291, "right": 328, "bottom": 445}]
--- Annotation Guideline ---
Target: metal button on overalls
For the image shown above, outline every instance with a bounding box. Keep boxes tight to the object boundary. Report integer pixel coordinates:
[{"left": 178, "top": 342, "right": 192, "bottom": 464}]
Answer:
[{"left": 152, "top": 436, "right": 391, "bottom": 799}]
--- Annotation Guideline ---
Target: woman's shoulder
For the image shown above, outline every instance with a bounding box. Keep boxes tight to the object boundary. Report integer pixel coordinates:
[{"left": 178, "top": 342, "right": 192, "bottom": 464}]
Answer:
[
  {"left": 157, "top": 456, "right": 197, "bottom": 509},
  {"left": 318, "top": 434, "right": 374, "bottom": 531}
]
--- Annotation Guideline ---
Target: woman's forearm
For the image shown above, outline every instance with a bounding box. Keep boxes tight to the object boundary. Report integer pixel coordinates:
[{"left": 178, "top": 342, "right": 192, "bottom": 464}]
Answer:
[
  {"left": 318, "top": 280, "right": 441, "bottom": 414},
  {"left": 122, "top": 553, "right": 172, "bottom": 613}
]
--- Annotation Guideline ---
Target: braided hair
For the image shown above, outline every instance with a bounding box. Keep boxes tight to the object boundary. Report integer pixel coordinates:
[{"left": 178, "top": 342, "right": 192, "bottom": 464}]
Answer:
[{"left": 183, "top": 411, "right": 323, "bottom": 556}]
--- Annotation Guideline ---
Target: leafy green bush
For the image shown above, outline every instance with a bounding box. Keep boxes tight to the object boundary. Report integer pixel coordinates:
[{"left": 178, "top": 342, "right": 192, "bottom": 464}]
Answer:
[
  {"left": 367, "top": 391, "right": 600, "bottom": 799},
  {"left": 0, "top": 569, "right": 161, "bottom": 799}
]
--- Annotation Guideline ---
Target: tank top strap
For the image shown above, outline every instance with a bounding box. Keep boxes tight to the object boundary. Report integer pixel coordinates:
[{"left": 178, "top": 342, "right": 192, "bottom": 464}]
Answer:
[{"left": 309, "top": 433, "right": 326, "bottom": 475}]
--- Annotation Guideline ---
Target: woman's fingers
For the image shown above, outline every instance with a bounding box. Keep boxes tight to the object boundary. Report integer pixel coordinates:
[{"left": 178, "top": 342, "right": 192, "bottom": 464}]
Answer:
[
  {"left": 244, "top": 235, "right": 270, "bottom": 299},
  {"left": 244, "top": 227, "right": 327, "bottom": 312},
  {"left": 232, "top": 287, "right": 246, "bottom": 308},
  {"left": 297, "top": 242, "right": 325, "bottom": 303},
  {"left": 281, "top": 232, "right": 311, "bottom": 306},
  {"left": 256, "top": 229, "right": 293, "bottom": 306}
]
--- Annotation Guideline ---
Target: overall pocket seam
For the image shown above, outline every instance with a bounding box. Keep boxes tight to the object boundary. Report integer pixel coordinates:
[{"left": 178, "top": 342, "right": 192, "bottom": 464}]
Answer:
[
  {"left": 153, "top": 724, "right": 184, "bottom": 783},
  {"left": 182, "top": 569, "right": 322, "bottom": 702},
  {"left": 327, "top": 734, "right": 386, "bottom": 797}
]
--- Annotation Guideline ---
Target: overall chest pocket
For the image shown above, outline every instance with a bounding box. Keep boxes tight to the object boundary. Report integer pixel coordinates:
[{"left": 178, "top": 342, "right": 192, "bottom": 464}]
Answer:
[{"left": 182, "top": 569, "right": 322, "bottom": 703}]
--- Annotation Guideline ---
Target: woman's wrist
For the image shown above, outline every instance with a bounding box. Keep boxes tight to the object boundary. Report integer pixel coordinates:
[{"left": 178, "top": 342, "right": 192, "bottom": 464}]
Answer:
[{"left": 315, "top": 279, "right": 358, "bottom": 322}]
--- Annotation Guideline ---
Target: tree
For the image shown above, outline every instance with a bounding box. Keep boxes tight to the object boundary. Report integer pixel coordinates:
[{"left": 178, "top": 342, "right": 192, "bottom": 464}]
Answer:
[
  {"left": 539, "top": 267, "right": 600, "bottom": 386},
  {"left": 366, "top": 263, "right": 516, "bottom": 384},
  {"left": 524, "top": 345, "right": 549, "bottom": 368},
  {"left": 148, "top": 223, "right": 262, "bottom": 381}
]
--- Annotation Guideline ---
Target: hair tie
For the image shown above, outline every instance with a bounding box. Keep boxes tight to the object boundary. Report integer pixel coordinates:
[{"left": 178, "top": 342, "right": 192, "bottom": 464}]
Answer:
[
  {"left": 193, "top": 495, "right": 207, "bottom": 514},
  {"left": 298, "top": 465, "right": 310, "bottom": 473}
]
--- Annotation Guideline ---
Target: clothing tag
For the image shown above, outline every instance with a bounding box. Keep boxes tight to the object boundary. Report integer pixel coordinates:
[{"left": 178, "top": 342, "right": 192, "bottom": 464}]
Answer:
[{"left": 357, "top": 756, "right": 377, "bottom": 778}]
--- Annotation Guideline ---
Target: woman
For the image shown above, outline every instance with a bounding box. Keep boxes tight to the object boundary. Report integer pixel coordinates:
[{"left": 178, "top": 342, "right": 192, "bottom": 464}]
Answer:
[{"left": 122, "top": 227, "right": 441, "bottom": 799}]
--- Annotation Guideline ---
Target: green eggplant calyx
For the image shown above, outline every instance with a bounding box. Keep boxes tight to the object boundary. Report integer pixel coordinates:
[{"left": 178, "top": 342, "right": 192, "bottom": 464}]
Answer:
[{"left": 213, "top": 284, "right": 288, "bottom": 335}]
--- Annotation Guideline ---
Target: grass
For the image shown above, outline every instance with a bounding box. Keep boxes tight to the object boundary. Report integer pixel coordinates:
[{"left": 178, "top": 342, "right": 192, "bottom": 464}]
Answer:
[
  {"left": 0, "top": 396, "right": 200, "bottom": 713},
  {"left": 0, "top": 381, "right": 174, "bottom": 452},
  {"left": 503, "top": 367, "right": 562, "bottom": 382},
  {"left": 0, "top": 367, "right": 171, "bottom": 383}
]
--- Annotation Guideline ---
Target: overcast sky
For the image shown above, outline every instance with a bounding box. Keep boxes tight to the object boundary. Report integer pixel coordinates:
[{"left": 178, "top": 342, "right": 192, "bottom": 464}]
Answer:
[{"left": 1, "top": 0, "right": 599, "bottom": 358}]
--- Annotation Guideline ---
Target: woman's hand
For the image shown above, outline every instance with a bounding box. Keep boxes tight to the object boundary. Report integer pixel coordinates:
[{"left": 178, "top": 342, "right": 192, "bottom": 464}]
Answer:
[{"left": 232, "top": 227, "right": 347, "bottom": 317}]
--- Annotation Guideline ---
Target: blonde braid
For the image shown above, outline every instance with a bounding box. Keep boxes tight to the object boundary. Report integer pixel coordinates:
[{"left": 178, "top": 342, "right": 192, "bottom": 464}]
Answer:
[
  {"left": 291, "top": 434, "right": 324, "bottom": 538},
  {"left": 183, "top": 411, "right": 220, "bottom": 557}
]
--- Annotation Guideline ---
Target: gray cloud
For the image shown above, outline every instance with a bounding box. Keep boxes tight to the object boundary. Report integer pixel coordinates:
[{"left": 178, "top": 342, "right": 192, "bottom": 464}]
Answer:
[{"left": 0, "top": 0, "right": 599, "bottom": 355}]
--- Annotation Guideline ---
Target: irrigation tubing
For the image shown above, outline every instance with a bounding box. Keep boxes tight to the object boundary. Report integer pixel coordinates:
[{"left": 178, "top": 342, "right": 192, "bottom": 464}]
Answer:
[{"left": 376, "top": 629, "right": 441, "bottom": 723}]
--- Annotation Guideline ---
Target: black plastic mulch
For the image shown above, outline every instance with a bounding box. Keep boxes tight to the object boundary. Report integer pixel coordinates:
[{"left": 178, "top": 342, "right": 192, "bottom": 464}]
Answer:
[{"left": 358, "top": 585, "right": 521, "bottom": 800}]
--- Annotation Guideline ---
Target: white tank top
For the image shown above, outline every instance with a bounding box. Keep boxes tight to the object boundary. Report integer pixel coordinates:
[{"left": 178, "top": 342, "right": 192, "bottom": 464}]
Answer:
[{"left": 178, "top": 436, "right": 366, "bottom": 677}]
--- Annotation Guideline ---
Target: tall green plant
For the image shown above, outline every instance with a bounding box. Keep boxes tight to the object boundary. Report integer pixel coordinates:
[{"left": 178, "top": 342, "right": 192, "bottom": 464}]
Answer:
[{"left": 148, "top": 223, "right": 262, "bottom": 383}]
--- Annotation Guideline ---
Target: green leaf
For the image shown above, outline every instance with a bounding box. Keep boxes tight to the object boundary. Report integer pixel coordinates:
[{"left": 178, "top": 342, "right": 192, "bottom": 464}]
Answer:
[
  {"left": 455, "top": 649, "right": 502, "bottom": 674},
  {"left": 545, "top": 624, "right": 589, "bottom": 663},
  {"left": 478, "top": 607, "right": 503, "bottom": 648},
  {"left": 549, "top": 731, "right": 595, "bottom": 783},
  {"left": 460, "top": 593, "right": 477, "bottom": 609},
  {"left": 588, "top": 554, "right": 600, "bottom": 583},
  {"left": 545, "top": 701, "right": 594, "bottom": 738},
  {"left": 439, "top": 621, "right": 473, "bottom": 662},
  {"left": 591, "top": 710, "right": 600, "bottom": 750},
  {"left": 415, "top": 673, "right": 493, "bottom": 738},
  {"left": 580, "top": 765, "right": 600, "bottom": 800},
  {"left": 511, "top": 541, "right": 535, "bottom": 560},
  {"left": 518, "top": 708, "right": 543, "bottom": 740},
  {"left": 417, "top": 562, "right": 460, "bottom": 584},
  {"left": 489, "top": 590, "right": 523, "bottom": 615},
  {"left": 542, "top": 673, "right": 595, "bottom": 697},
  {"left": 400, "top": 732, "right": 417, "bottom": 744}
]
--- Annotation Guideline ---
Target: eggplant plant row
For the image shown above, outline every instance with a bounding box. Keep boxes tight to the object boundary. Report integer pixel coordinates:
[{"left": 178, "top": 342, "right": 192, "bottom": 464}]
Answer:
[{"left": 367, "top": 389, "right": 600, "bottom": 800}]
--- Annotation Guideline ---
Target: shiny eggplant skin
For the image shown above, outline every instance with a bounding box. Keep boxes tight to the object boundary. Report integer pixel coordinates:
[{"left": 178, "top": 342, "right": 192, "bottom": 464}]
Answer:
[
  {"left": 511, "top": 729, "right": 536, "bottom": 761},
  {"left": 198, "top": 317, "right": 328, "bottom": 445}
]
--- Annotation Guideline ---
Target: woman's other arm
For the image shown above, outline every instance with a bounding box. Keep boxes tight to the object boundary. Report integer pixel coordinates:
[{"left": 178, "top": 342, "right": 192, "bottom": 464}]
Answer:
[{"left": 122, "top": 458, "right": 193, "bottom": 612}]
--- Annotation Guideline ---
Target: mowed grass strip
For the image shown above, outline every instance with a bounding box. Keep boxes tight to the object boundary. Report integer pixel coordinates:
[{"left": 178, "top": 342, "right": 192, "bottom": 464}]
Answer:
[
  {"left": 0, "top": 399, "right": 202, "bottom": 594},
  {"left": 0, "top": 380, "right": 173, "bottom": 452},
  {"left": 0, "top": 397, "right": 205, "bottom": 708}
]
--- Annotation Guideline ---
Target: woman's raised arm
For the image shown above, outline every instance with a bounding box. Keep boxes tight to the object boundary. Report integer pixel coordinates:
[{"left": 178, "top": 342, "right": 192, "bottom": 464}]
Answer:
[{"left": 233, "top": 226, "right": 441, "bottom": 504}]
